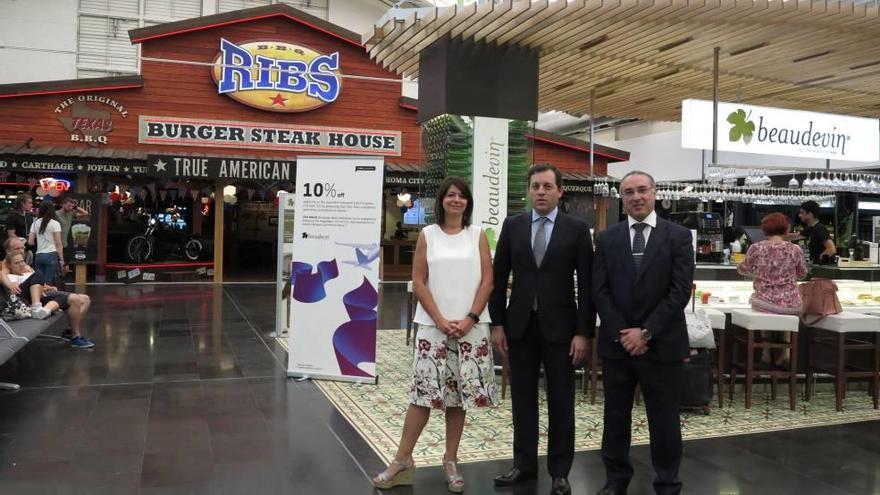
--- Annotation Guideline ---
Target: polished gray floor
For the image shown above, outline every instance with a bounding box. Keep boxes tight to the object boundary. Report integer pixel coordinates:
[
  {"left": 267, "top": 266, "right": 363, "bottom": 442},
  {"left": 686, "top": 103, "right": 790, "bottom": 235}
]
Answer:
[{"left": 0, "top": 283, "right": 878, "bottom": 494}]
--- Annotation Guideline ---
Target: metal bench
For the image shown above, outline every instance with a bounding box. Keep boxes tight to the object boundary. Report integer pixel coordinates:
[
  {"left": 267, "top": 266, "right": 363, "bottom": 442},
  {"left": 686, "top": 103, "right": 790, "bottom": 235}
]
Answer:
[{"left": 0, "top": 313, "right": 69, "bottom": 391}]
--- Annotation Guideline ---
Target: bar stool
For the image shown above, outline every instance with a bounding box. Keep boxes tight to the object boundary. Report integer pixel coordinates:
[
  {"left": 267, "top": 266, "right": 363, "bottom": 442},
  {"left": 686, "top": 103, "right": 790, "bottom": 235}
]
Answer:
[
  {"left": 729, "top": 309, "right": 800, "bottom": 410},
  {"left": 705, "top": 308, "right": 727, "bottom": 408},
  {"left": 805, "top": 312, "right": 880, "bottom": 412}
]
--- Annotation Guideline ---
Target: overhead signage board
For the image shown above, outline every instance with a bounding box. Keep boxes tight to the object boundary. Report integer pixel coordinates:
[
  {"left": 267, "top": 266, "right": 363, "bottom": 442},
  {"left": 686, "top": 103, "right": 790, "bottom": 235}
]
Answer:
[
  {"left": 213, "top": 39, "right": 341, "bottom": 112},
  {"left": 145, "top": 154, "right": 294, "bottom": 181},
  {"left": 682, "top": 99, "right": 880, "bottom": 162},
  {"left": 139, "top": 116, "right": 402, "bottom": 156}
]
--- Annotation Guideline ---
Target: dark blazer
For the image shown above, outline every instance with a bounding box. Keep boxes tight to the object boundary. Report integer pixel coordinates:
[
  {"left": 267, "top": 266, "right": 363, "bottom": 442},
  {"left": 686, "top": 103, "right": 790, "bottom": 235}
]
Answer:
[
  {"left": 489, "top": 211, "right": 595, "bottom": 344},
  {"left": 592, "top": 216, "right": 694, "bottom": 362}
]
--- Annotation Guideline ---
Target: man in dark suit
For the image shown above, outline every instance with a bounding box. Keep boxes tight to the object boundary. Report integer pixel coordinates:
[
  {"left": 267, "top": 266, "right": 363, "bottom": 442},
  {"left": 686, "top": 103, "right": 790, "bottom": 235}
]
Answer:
[
  {"left": 490, "top": 163, "right": 595, "bottom": 495},
  {"left": 592, "top": 170, "right": 694, "bottom": 495}
]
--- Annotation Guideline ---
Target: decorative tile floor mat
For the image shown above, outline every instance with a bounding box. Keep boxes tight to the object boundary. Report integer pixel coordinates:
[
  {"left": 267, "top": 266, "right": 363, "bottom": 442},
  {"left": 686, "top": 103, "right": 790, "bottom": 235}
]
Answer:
[{"left": 279, "top": 330, "right": 880, "bottom": 467}]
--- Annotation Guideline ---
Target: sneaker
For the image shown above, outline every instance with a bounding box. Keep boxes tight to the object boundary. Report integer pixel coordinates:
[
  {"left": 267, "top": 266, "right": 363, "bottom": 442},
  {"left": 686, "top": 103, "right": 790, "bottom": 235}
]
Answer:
[
  {"left": 31, "top": 307, "right": 51, "bottom": 320},
  {"left": 60, "top": 329, "right": 73, "bottom": 342},
  {"left": 69, "top": 336, "right": 95, "bottom": 349}
]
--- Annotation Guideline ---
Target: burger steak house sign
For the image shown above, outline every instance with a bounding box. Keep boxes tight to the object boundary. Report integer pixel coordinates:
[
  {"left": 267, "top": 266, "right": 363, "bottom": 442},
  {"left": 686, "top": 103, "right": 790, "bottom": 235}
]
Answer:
[{"left": 139, "top": 116, "right": 402, "bottom": 156}]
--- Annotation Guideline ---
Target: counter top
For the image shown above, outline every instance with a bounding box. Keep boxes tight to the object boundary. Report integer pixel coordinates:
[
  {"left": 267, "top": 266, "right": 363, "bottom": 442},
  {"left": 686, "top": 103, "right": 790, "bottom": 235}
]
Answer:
[
  {"left": 693, "top": 301, "right": 880, "bottom": 314},
  {"left": 695, "top": 263, "right": 738, "bottom": 270}
]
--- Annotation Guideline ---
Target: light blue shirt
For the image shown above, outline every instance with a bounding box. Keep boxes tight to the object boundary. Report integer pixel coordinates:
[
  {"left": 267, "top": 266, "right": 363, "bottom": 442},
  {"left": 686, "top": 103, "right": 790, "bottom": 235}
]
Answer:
[{"left": 531, "top": 207, "right": 558, "bottom": 249}]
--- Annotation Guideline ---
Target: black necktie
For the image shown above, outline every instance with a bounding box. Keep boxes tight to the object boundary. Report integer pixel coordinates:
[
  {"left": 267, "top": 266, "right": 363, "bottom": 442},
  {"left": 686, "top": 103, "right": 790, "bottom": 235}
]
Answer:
[{"left": 632, "top": 223, "right": 647, "bottom": 270}]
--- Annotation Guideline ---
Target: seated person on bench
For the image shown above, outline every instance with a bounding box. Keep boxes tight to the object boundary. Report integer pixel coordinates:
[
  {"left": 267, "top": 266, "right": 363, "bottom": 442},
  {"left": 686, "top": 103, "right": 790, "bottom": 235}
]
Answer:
[{"left": 1, "top": 238, "right": 94, "bottom": 349}]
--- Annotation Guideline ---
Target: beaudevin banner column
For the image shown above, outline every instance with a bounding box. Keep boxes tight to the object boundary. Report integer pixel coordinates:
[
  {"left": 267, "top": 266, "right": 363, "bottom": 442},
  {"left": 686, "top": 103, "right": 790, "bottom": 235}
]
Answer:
[
  {"left": 287, "top": 156, "right": 384, "bottom": 383},
  {"left": 472, "top": 116, "right": 509, "bottom": 253}
]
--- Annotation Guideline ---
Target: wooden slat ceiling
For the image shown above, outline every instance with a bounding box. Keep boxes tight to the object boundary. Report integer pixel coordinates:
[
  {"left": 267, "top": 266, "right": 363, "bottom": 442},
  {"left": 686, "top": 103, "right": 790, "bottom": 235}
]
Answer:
[{"left": 363, "top": 0, "right": 880, "bottom": 121}]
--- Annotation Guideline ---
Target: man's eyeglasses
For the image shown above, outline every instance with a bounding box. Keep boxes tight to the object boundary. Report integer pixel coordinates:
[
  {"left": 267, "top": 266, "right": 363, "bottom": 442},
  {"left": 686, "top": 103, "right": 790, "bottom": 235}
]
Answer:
[{"left": 621, "top": 187, "right": 654, "bottom": 197}]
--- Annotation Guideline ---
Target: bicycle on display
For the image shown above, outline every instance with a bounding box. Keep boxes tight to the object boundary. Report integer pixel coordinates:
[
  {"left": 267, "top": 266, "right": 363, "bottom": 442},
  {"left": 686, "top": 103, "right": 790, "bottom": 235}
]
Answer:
[{"left": 125, "top": 209, "right": 203, "bottom": 263}]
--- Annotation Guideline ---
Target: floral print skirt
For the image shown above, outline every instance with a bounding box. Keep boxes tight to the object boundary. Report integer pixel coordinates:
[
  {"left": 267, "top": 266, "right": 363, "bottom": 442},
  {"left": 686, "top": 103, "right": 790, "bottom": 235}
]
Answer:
[{"left": 409, "top": 322, "right": 498, "bottom": 410}]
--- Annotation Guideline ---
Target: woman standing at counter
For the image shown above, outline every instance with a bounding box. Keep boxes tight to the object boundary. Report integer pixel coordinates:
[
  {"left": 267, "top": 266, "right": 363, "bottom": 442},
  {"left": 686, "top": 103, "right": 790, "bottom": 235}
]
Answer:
[{"left": 737, "top": 212, "right": 807, "bottom": 367}]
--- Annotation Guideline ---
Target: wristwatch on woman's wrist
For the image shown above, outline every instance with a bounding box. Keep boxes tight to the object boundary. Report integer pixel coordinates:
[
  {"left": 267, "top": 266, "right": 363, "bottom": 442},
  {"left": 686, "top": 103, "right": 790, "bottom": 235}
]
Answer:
[{"left": 466, "top": 312, "right": 480, "bottom": 324}]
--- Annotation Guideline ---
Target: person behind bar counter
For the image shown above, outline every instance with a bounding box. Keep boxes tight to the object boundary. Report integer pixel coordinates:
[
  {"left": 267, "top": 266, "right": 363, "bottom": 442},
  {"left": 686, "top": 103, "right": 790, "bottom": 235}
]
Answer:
[{"left": 792, "top": 200, "right": 836, "bottom": 264}]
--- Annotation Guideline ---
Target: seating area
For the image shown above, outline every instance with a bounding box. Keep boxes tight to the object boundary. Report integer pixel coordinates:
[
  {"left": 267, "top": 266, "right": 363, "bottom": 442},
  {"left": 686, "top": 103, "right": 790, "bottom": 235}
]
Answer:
[{"left": 0, "top": 313, "right": 69, "bottom": 390}]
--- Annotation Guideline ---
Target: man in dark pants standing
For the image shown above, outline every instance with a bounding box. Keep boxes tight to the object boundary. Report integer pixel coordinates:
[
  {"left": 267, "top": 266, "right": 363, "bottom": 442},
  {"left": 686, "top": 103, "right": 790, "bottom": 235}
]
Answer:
[
  {"left": 490, "top": 164, "right": 594, "bottom": 495},
  {"left": 592, "top": 170, "right": 694, "bottom": 495}
]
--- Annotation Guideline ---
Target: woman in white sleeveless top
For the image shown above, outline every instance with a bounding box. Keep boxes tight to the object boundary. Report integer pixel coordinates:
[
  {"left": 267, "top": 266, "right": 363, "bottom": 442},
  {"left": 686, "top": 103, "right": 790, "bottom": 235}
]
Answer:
[{"left": 373, "top": 177, "right": 496, "bottom": 492}]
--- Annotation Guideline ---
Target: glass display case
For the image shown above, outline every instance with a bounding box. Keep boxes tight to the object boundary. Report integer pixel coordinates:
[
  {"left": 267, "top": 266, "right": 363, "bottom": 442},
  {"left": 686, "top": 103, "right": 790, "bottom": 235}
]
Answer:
[{"left": 692, "top": 279, "right": 880, "bottom": 313}]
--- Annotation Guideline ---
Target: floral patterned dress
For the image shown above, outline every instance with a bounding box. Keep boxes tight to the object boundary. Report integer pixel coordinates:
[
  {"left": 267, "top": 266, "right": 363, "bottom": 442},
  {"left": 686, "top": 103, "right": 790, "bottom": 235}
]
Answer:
[
  {"left": 410, "top": 324, "right": 497, "bottom": 410},
  {"left": 410, "top": 224, "right": 497, "bottom": 410},
  {"left": 737, "top": 240, "right": 807, "bottom": 314}
]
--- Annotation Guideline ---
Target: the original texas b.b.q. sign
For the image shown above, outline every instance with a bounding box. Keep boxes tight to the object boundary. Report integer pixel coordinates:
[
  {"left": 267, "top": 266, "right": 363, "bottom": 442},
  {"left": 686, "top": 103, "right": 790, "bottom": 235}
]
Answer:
[{"left": 212, "top": 39, "right": 341, "bottom": 113}]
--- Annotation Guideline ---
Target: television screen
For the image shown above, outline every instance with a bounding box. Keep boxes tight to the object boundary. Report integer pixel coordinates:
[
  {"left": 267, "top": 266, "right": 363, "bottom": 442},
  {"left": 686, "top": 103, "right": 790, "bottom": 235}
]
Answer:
[{"left": 403, "top": 198, "right": 426, "bottom": 226}]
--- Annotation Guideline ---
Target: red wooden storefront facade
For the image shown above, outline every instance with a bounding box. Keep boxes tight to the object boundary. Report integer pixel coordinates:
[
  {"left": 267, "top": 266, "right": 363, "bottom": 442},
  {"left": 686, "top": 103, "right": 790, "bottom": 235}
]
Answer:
[{"left": 0, "top": 5, "right": 628, "bottom": 282}]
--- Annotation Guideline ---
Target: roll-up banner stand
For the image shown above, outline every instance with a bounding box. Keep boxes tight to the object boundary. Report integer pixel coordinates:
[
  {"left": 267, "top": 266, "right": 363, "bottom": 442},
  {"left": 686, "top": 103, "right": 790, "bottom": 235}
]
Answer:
[
  {"left": 287, "top": 156, "right": 384, "bottom": 383},
  {"left": 274, "top": 191, "right": 296, "bottom": 338}
]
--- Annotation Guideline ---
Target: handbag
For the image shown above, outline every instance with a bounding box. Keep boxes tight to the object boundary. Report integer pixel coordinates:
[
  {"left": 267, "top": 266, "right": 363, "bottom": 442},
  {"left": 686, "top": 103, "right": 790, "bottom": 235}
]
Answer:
[
  {"left": 0, "top": 292, "right": 32, "bottom": 321},
  {"left": 685, "top": 308, "right": 716, "bottom": 349},
  {"left": 799, "top": 278, "right": 842, "bottom": 325}
]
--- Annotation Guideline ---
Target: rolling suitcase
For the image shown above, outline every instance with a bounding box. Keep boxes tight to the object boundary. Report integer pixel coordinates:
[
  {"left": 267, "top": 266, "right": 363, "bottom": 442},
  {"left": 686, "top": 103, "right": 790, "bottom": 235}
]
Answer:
[{"left": 681, "top": 348, "right": 713, "bottom": 415}]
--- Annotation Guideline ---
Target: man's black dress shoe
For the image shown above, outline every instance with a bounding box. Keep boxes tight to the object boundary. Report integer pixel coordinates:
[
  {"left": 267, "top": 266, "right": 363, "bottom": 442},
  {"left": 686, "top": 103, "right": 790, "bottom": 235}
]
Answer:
[
  {"left": 551, "top": 477, "right": 571, "bottom": 495},
  {"left": 596, "top": 486, "right": 622, "bottom": 495},
  {"left": 493, "top": 467, "right": 537, "bottom": 486}
]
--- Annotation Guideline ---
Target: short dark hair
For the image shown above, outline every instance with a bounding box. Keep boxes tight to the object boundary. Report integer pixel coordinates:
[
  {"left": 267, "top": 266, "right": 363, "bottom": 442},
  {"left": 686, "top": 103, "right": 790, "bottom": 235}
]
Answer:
[
  {"left": 800, "top": 200, "right": 820, "bottom": 218},
  {"left": 621, "top": 170, "right": 656, "bottom": 187},
  {"left": 433, "top": 176, "right": 474, "bottom": 227},
  {"left": 527, "top": 164, "right": 563, "bottom": 188},
  {"left": 13, "top": 193, "right": 30, "bottom": 211},
  {"left": 62, "top": 196, "right": 76, "bottom": 204},
  {"left": 761, "top": 212, "right": 790, "bottom": 236}
]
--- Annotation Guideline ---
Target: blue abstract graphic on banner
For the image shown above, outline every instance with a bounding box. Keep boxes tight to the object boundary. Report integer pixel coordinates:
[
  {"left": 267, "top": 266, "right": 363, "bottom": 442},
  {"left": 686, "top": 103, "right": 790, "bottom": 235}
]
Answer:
[
  {"left": 290, "top": 259, "right": 339, "bottom": 303},
  {"left": 332, "top": 277, "right": 378, "bottom": 377}
]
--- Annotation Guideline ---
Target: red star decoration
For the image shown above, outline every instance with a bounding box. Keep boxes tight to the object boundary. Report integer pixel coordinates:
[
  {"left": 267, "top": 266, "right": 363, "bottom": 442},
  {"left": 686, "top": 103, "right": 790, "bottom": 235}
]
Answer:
[{"left": 269, "top": 93, "right": 288, "bottom": 106}]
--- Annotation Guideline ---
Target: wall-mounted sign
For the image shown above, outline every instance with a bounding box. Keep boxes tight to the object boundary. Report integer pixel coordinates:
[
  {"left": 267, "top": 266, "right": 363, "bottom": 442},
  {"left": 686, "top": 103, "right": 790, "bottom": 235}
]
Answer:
[
  {"left": 213, "top": 39, "right": 341, "bottom": 113},
  {"left": 139, "top": 116, "right": 402, "bottom": 156},
  {"left": 40, "top": 177, "right": 71, "bottom": 193},
  {"left": 385, "top": 174, "right": 423, "bottom": 186},
  {"left": 564, "top": 183, "right": 593, "bottom": 194},
  {"left": 146, "top": 154, "right": 294, "bottom": 181},
  {"left": 682, "top": 99, "right": 880, "bottom": 162},
  {"left": 0, "top": 157, "right": 149, "bottom": 176},
  {"left": 54, "top": 94, "right": 127, "bottom": 147}
]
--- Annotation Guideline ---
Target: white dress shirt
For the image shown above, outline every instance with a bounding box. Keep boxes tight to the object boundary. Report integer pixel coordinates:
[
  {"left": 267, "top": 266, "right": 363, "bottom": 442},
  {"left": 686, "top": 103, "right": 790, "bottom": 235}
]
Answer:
[{"left": 627, "top": 210, "right": 657, "bottom": 250}]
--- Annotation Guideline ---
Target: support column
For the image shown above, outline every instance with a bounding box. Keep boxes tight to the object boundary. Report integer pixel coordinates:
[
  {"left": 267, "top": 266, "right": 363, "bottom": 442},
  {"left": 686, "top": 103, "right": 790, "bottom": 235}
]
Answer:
[
  {"left": 589, "top": 89, "right": 596, "bottom": 177},
  {"left": 75, "top": 173, "right": 87, "bottom": 291},
  {"left": 711, "top": 46, "right": 720, "bottom": 177},
  {"left": 213, "top": 181, "right": 224, "bottom": 283}
]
